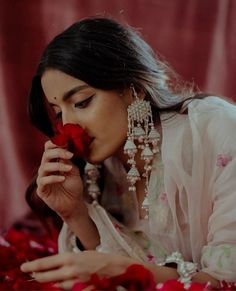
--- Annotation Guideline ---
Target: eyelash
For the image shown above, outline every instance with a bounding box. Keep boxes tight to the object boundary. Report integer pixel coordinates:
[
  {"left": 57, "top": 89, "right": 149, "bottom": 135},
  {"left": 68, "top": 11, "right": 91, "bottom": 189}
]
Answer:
[
  {"left": 54, "top": 95, "right": 94, "bottom": 119},
  {"left": 74, "top": 94, "right": 94, "bottom": 109}
]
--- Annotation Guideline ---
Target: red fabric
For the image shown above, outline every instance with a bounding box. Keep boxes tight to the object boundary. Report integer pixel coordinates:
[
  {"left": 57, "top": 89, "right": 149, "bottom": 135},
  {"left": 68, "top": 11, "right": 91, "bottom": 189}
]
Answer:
[{"left": 0, "top": 0, "right": 236, "bottom": 228}]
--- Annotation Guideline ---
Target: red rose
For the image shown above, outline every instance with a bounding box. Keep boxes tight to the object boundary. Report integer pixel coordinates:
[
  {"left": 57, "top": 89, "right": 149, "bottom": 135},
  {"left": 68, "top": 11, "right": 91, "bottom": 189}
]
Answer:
[{"left": 51, "top": 123, "right": 92, "bottom": 158}]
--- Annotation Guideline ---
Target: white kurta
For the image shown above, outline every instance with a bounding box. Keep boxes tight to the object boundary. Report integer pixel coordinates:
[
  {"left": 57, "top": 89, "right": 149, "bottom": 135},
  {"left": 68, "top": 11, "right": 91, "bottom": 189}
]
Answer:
[{"left": 59, "top": 96, "right": 236, "bottom": 281}]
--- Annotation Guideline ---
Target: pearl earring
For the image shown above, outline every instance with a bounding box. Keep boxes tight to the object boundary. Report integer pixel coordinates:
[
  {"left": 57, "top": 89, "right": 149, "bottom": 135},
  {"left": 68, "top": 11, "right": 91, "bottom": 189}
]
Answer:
[
  {"left": 84, "top": 162, "right": 101, "bottom": 204},
  {"left": 123, "top": 84, "right": 160, "bottom": 218}
]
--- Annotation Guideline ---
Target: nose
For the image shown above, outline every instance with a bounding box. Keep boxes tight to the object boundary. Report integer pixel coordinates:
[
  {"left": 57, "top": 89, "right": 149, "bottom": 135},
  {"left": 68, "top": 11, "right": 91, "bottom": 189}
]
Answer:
[{"left": 62, "top": 110, "right": 77, "bottom": 126}]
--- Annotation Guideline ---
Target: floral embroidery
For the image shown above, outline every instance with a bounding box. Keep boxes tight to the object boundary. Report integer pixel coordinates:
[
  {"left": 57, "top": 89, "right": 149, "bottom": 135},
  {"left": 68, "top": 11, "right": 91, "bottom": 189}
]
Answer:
[
  {"left": 216, "top": 153, "right": 232, "bottom": 167},
  {"left": 144, "top": 239, "right": 151, "bottom": 251},
  {"left": 201, "top": 244, "right": 235, "bottom": 274},
  {"left": 216, "top": 245, "right": 232, "bottom": 269},
  {"left": 147, "top": 254, "right": 155, "bottom": 262},
  {"left": 159, "top": 192, "right": 168, "bottom": 204}
]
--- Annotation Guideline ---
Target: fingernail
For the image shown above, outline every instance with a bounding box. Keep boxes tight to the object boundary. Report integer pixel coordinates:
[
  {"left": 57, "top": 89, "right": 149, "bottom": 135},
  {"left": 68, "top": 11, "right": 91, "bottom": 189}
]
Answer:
[
  {"left": 65, "top": 165, "right": 72, "bottom": 170},
  {"left": 20, "top": 263, "right": 27, "bottom": 272},
  {"left": 66, "top": 151, "right": 73, "bottom": 158},
  {"left": 20, "top": 265, "right": 24, "bottom": 272}
]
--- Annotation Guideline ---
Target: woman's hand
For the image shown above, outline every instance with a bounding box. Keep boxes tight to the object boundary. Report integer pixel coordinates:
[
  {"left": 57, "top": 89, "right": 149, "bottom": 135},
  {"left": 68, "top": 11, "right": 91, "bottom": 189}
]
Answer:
[
  {"left": 20, "top": 251, "right": 135, "bottom": 290},
  {"left": 36, "top": 140, "right": 87, "bottom": 220}
]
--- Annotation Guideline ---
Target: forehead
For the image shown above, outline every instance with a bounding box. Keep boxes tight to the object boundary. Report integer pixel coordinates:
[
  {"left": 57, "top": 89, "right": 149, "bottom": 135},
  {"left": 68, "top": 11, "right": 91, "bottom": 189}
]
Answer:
[{"left": 41, "top": 69, "right": 86, "bottom": 100}]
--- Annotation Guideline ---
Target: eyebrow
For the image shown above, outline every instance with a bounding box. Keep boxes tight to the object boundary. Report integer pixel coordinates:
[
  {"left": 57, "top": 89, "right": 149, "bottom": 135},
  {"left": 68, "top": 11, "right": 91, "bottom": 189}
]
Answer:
[
  {"left": 49, "top": 84, "right": 90, "bottom": 105},
  {"left": 63, "top": 84, "right": 90, "bottom": 101}
]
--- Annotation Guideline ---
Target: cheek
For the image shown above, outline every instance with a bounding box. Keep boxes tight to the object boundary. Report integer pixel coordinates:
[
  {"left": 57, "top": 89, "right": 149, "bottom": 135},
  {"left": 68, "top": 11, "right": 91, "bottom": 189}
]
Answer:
[
  {"left": 101, "top": 108, "right": 127, "bottom": 141},
  {"left": 88, "top": 106, "right": 128, "bottom": 161},
  {"left": 92, "top": 100, "right": 128, "bottom": 139},
  {"left": 96, "top": 116, "right": 127, "bottom": 147}
]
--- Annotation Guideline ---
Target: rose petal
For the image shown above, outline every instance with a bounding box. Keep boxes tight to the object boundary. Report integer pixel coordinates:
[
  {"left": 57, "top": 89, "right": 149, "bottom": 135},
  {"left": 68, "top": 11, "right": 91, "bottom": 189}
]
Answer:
[
  {"left": 51, "top": 123, "right": 92, "bottom": 158},
  {"left": 51, "top": 133, "right": 68, "bottom": 147}
]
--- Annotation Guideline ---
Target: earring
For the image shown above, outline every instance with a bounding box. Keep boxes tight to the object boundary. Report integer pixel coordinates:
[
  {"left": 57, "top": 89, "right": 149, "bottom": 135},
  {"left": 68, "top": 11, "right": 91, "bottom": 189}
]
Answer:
[
  {"left": 124, "top": 84, "right": 160, "bottom": 218},
  {"left": 84, "top": 162, "right": 101, "bottom": 204}
]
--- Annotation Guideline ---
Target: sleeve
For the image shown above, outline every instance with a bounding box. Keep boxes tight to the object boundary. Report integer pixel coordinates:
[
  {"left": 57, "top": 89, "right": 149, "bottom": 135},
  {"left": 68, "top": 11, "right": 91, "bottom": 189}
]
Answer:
[
  {"left": 58, "top": 202, "right": 148, "bottom": 262},
  {"left": 58, "top": 221, "right": 103, "bottom": 253},
  {"left": 58, "top": 222, "right": 81, "bottom": 253},
  {"left": 200, "top": 108, "right": 236, "bottom": 281}
]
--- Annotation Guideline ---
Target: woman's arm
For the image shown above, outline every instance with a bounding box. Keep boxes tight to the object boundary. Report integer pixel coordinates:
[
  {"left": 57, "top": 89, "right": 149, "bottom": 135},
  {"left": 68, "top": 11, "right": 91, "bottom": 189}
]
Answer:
[
  {"left": 63, "top": 210, "right": 100, "bottom": 250},
  {"left": 20, "top": 251, "right": 220, "bottom": 289},
  {"left": 192, "top": 271, "right": 219, "bottom": 287}
]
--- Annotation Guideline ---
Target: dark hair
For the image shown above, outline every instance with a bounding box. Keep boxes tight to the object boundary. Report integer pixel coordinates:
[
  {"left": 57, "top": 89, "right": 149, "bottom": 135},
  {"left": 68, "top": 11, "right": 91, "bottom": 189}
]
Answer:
[
  {"left": 29, "top": 16, "right": 196, "bottom": 137},
  {"left": 27, "top": 16, "right": 202, "bottom": 229}
]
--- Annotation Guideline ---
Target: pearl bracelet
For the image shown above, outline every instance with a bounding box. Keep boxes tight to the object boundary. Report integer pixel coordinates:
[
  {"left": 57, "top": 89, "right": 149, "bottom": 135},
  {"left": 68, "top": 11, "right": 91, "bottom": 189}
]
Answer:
[{"left": 160, "top": 251, "right": 197, "bottom": 288}]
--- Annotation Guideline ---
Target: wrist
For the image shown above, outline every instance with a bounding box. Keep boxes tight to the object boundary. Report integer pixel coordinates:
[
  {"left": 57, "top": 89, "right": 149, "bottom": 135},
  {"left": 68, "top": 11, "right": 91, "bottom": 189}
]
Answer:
[
  {"left": 107, "top": 255, "right": 137, "bottom": 277},
  {"left": 65, "top": 212, "right": 100, "bottom": 250},
  {"left": 62, "top": 201, "right": 89, "bottom": 223}
]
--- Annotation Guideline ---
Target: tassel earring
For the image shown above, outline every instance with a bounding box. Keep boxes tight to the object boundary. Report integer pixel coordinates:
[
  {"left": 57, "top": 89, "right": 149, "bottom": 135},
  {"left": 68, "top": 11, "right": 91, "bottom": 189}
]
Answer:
[
  {"left": 124, "top": 84, "right": 160, "bottom": 218},
  {"left": 84, "top": 162, "right": 101, "bottom": 204}
]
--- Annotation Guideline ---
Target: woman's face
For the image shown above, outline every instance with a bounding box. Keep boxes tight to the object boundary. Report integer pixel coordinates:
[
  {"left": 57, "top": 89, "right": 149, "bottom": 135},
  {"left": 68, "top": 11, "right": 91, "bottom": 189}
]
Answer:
[{"left": 41, "top": 69, "right": 131, "bottom": 164}]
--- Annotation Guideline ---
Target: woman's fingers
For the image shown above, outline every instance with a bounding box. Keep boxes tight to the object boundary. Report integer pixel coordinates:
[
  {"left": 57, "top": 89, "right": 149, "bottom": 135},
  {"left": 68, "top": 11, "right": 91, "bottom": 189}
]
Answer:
[
  {"left": 57, "top": 281, "right": 94, "bottom": 291},
  {"left": 44, "top": 140, "right": 67, "bottom": 150},
  {"left": 21, "top": 254, "right": 67, "bottom": 272},
  {"left": 42, "top": 148, "right": 73, "bottom": 163},
  {"left": 36, "top": 175, "right": 65, "bottom": 196},
  {"left": 37, "top": 160, "right": 73, "bottom": 193},
  {"left": 38, "top": 162, "right": 72, "bottom": 176},
  {"left": 56, "top": 279, "right": 81, "bottom": 290},
  {"left": 20, "top": 254, "right": 89, "bottom": 284},
  {"left": 30, "top": 266, "right": 80, "bottom": 283},
  {"left": 44, "top": 140, "right": 57, "bottom": 150}
]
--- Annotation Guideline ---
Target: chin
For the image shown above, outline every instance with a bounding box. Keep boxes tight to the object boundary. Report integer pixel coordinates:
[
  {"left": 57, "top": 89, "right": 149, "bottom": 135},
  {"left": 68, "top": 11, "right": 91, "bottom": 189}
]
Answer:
[
  {"left": 86, "top": 139, "right": 124, "bottom": 164},
  {"left": 85, "top": 156, "right": 102, "bottom": 165},
  {"left": 86, "top": 148, "right": 114, "bottom": 165},
  {"left": 85, "top": 150, "right": 107, "bottom": 165}
]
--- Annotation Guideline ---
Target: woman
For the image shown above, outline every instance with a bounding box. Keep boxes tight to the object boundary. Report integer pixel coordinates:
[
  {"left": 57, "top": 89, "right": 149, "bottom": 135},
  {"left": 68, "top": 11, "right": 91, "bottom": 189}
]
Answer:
[{"left": 21, "top": 17, "right": 236, "bottom": 289}]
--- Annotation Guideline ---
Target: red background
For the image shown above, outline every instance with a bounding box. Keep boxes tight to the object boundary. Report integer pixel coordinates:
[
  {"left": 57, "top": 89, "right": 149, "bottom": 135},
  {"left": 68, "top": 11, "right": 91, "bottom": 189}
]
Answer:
[{"left": 0, "top": 0, "right": 235, "bottom": 228}]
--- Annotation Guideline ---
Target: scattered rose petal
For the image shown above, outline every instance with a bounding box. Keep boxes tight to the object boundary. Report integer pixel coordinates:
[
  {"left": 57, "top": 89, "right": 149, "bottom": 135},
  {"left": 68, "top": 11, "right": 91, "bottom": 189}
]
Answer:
[
  {"left": 0, "top": 228, "right": 59, "bottom": 290},
  {"left": 216, "top": 153, "right": 232, "bottom": 167}
]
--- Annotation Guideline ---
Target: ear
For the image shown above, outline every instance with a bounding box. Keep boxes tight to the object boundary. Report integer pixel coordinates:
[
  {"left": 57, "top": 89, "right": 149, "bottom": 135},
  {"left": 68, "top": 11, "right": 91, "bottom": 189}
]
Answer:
[
  {"left": 137, "top": 90, "right": 146, "bottom": 100},
  {"left": 130, "top": 84, "right": 146, "bottom": 100},
  {"left": 119, "top": 86, "right": 146, "bottom": 106}
]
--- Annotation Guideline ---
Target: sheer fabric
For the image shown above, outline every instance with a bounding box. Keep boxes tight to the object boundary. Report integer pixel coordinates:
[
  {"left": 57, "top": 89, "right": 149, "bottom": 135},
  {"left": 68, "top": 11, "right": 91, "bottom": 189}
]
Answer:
[{"left": 59, "top": 97, "right": 236, "bottom": 281}]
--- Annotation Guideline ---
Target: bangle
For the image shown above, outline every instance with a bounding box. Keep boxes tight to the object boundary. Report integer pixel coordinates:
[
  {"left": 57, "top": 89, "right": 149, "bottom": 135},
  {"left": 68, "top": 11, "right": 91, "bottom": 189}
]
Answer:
[{"left": 162, "top": 252, "right": 197, "bottom": 287}]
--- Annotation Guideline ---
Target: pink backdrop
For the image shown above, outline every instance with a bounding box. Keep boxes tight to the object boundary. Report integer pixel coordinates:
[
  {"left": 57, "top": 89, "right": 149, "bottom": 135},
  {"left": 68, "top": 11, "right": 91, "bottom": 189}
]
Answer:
[{"left": 0, "top": 0, "right": 236, "bottom": 229}]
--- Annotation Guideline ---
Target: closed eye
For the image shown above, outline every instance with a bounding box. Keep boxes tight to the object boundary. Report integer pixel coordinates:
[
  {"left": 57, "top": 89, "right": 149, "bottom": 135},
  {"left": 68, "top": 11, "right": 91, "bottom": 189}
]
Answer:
[
  {"left": 74, "top": 95, "right": 94, "bottom": 109},
  {"left": 53, "top": 94, "right": 94, "bottom": 119}
]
